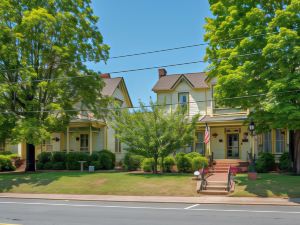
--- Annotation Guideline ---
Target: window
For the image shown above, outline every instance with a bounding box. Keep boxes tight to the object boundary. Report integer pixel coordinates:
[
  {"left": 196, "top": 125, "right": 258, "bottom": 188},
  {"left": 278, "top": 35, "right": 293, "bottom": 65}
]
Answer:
[
  {"left": 258, "top": 131, "right": 272, "bottom": 153},
  {"left": 115, "top": 137, "right": 121, "bottom": 153},
  {"left": 178, "top": 92, "right": 189, "bottom": 111},
  {"left": 0, "top": 141, "right": 5, "bottom": 151},
  {"left": 80, "top": 134, "right": 89, "bottom": 152},
  {"left": 275, "top": 129, "right": 285, "bottom": 153},
  {"left": 42, "top": 139, "right": 53, "bottom": 152},
  {"left": 195, "top": 132, "right": 205, "bottom": 155}
]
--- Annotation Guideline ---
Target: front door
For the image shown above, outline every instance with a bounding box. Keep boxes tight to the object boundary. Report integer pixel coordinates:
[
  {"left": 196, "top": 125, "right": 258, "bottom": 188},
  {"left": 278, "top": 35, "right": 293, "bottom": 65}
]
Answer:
[{"left": 227, "top": 133, "right": 239, "bottom": 158}]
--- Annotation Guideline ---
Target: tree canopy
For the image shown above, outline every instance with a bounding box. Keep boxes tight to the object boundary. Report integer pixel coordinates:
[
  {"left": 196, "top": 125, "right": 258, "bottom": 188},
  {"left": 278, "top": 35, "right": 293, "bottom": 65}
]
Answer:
[
  {"left": 111, "top": 101, "right": 199, "bottom": 173},
  {"left": 204, "top": 0, "right": 300, "bottom": 172},
  {"left": 0, "top": 0, "right": 110, "bottom": 145}
]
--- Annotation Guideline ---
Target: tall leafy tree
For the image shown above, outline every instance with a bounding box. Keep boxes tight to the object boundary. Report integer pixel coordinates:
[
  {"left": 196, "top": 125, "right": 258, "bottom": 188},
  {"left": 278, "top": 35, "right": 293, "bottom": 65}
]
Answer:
[
  {"left": 112, "top": 101, "right": 199, "bottom": 174},
  {"left": 204, "top": 0, "right": 300, "bottom": 173},
  {"left": 0, "top": 0, "right": 109, "bottom": 171}
]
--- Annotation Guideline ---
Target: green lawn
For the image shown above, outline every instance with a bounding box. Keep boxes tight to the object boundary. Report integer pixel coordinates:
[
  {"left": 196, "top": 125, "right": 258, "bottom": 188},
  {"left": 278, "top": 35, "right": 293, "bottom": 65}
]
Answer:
[
  {"left": 1, "top": 172, "right": 299, "bottom": 197},
  {"left": 231, "top": 173, "right": 300, "bottom": 198},
  {"left": 0, "top": 172, "right": 198, "bottom": 197}
]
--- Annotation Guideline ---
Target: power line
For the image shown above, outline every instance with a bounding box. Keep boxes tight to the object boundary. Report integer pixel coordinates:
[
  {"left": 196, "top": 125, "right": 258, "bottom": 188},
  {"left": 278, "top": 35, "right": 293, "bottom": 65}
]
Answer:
[
  {"left": 0, "top": 89, "right": 298, "bottom": 115},
  {"left": 0, "top": 31, "right": 279, "bottom": 74},
  {"left": 0, "top": 52, "right": 261, "bottom": 85}
]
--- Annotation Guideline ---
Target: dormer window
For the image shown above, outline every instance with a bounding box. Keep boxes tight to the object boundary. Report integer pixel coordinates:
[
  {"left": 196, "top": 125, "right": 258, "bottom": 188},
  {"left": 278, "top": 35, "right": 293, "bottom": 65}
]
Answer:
[{"left": 178, "top": 92, "right": 189, "bottom": 111}]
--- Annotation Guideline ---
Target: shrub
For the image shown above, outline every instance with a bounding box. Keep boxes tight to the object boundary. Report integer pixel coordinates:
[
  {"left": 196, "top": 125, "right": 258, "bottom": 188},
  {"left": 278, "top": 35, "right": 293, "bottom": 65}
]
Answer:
[
  {"left": 279, "top": 152, "right": 292, "bottom": 171},
  {"left": 123, "top": 153, "right": 144, "bottom": 171},
  {"left": 162, "top": 156, "right": 175, "bottom": 172},
  {"left": 255, "top": 152, "right": 275, "bottom": 173},
  {"left": 37, "top": 152, "right": 52, "bottom": 164},
  {"left": 142, "top": 158, "right": 155, "bottom": 172},
  {"left": 0, "top": 155, "right": 16, "bottom": 171},
  {"left": 0, "top": 151, "right": 13, "bottom": 155},
  {"left": 52, "top": 152, "right": 67, "bottom": 163},
  {"left": 67, "top": 152, "right": 90, "bottom": 170},
  {"left": 51, "top": 162, "right": 66, "bottom": 170},
  {"left": 36, "top": 162, "right": 44, "bottom": 170},
  {"left": 43, "top": 162, "right": 53, "bottom": 170},
  {"left": 90, "top": 161, "right": 102, "bottom": 170},
  {"left": 175, "top": 153, "right": 192, "bottom": 173},
  {"left": 186, "top": 152, "right": 202, "bottom": 159},
  {"left": 99, "top": 153, "right": 113, "bottom": 170},
  {"left": 192, "top": 156, "right": 208, "bottom": 171},
  {"left": 99, "top": 150, "right": 116, "bottom": 167}
]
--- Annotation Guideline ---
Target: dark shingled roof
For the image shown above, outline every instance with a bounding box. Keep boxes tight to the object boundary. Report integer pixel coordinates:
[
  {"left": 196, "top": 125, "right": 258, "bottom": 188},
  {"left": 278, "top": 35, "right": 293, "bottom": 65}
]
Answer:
[
  {"left": 199, "top": 115, "right": 247, "bottom": 123},
  {"left": 101, "top": 77, "right": 122, "bottom": 96},
  {"left": 152, "top": 72, "right": 208, "bottom": 92}
]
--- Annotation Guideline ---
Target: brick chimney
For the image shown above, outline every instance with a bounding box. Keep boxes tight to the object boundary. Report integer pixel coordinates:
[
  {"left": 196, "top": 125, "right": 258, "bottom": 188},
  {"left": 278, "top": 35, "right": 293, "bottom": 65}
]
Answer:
[
  {"left": 100, "top": 73, "right": 111, "bottom": 79},
  {"left": 158, "top": 68, "right": 167, "bottom": 79}
]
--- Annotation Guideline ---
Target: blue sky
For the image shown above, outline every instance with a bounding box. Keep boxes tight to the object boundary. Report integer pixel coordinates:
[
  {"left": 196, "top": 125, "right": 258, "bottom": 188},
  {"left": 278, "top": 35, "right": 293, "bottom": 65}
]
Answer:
[{"left": 90, "top": 0, "right": 212, "bottom": 105}]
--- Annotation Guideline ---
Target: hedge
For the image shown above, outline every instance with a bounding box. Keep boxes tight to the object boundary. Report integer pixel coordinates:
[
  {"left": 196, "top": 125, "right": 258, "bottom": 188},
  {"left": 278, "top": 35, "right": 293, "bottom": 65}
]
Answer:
[
  {"left": 123, "top": 153, "right": 144, "bottom": 171},
  {"left": 0, "top": 155, "right": 16, "bottom": 171}
]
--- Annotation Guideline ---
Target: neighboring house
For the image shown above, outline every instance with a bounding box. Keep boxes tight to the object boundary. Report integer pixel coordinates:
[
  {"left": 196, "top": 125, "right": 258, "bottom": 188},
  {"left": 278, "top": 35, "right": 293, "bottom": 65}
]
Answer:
[
  {"left": 153, "top": 68, "right": 289, "bottom": 161},
  {"left": 0, "top": 73, "right": 132, "bottom": 163}
]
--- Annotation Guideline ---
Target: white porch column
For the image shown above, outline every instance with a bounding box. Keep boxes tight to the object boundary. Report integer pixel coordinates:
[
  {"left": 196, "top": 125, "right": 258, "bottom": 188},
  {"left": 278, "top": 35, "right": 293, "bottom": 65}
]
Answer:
[
  {"left": 89, "top": 125, "right": 92, "bottom": 155},
  {"left": 66, "top": 126, "right": 70, "bottom": 153}
]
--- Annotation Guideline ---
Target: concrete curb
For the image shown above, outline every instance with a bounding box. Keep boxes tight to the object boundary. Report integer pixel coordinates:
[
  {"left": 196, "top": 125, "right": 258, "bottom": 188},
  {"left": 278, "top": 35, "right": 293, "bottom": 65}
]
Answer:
[{"left": 0, "top": 193, "right": 299, "bottom": 206}]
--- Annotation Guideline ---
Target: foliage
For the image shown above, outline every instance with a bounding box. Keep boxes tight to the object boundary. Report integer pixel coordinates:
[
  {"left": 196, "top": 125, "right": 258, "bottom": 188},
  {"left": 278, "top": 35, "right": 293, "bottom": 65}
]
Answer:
[
  {"left": 123, "top": 153, "right": 144, "bottom": 171},
  {"left": 98, "top": 152, "right": 113, "bottom": 170},
  {"left": 279, "top": 152, "right": 292, "bottom": 171},
  {"left": 186, "top": 152, "right": 202, "bottom": 159},
  {"left": 66, "top": 152, "right": 90, "bottom": 170},
  {"left": 43, "top": 162, "right": 54, "bottom": 170},
  {"left": 142, "top": 158, "right": 155, "bottom": 172},
  {"left": 0, "top": 155, "right": 16, "bottom": 171},
  {"left": 37, "top": 152, "right": 52, "bottom": 164},
  {"left": 52, "top": 152, "right": 67, "bottom": 163},
  {"left": 0, "top": 151, "right": 13, "bottom": 155},
  {"left": 191, "top": 156, "right": 208, "bottom": 171},
  {"left": 162, "top": 156, "right": 176, "bottom": 172},
  {"left": 255, "top": 152, "right": 276, "bottom": 173},
  {"left": 112, "top": 100, "right": 199, "bottom": 173},
  {"left": 204, "top": 0, "right": 300, "bottom": 173},
  {"left": 175, "top": 153, "right": 192, "bottom": 173},
  {"left": 0, "top": 0, "right": 110, "bottom": 155},
  {"left": 90, "top": 161, "right": 102, "bottom": 170},
  {"left": 99, "top": 150, "right": 116, "bottom": 167}
]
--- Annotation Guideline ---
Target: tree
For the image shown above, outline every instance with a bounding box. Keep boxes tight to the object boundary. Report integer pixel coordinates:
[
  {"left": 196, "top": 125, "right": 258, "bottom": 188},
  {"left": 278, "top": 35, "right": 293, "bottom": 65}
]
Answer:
[
  {"left": 111, "top": 101, "right": 199, "bottom": 174},
  {"left": 204, "top": 0, "right": 300, "bottom": 173},
  {"left": 0, "top": 0, "right": 109, "bottom": 171}
]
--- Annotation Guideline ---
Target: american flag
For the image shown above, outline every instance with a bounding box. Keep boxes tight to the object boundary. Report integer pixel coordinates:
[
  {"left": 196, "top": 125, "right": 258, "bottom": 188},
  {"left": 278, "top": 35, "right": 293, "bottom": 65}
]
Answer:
[{"left": 204, "top": 123, "right": 210, "bottom": 144}]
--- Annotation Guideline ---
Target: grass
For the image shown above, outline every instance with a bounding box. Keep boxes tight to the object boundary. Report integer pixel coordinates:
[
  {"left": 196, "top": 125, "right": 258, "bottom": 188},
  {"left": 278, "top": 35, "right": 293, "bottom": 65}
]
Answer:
[
  {"left": 0, "top": 172, "right": 198, "bottom": 197},
  {"left": 1, "top": 172, "right": 299, "bottom": 197},
  {"left": 231, "top": 173, "right": 300, "bottom": 198}
]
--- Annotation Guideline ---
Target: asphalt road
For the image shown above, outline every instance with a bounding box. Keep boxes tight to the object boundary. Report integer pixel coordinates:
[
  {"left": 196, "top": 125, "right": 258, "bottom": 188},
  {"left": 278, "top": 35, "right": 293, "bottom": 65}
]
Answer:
[{"left": 0, "top": 198, "right": 300, "bottom": 225}]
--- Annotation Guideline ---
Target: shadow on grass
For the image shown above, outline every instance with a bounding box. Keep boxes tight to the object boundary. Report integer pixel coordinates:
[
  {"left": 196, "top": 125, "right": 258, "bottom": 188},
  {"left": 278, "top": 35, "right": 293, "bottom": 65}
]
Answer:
[
  {"left": 0, "top": 171, "right": 88, "bottom": 192},
  {"left": 127, "top": 172, "right": 192, "bottom": 179},
  {"left": 235, "top": 173, "right": 300, "bottom": 198}
]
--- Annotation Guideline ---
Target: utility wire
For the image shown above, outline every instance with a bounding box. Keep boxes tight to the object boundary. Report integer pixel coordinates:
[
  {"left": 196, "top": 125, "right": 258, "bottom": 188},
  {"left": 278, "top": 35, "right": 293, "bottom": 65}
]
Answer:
[
  {"left": 0, "top": 89, "right": 298, "bottom": 114},
  {"left": 0, "top": 31, "right": 279, "bottom": 74},
  {"left": 0, "top": 52, "right": 261, "bottom": 85}
]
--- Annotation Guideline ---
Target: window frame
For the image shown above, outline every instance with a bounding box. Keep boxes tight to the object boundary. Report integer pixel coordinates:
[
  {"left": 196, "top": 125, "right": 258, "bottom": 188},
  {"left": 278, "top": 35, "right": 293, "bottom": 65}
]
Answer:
[
  {"left": 194, "top": 131, "right": 205, "bottom": 155},
  {"left": 80, "top": 134, "right": 89, "bottom": 152},
  {"left": 178, "top": 92, "right": 189, "bottom": 112}
]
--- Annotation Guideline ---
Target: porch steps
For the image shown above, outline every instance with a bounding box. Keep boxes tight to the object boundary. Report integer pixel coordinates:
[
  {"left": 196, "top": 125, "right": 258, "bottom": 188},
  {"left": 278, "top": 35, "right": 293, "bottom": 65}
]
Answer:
[
  {"left": 198, "top": 173, "right": 230, "bottom": 195},
  {"left": 199, "top": 190, "right": 229, "bottom": 195}
]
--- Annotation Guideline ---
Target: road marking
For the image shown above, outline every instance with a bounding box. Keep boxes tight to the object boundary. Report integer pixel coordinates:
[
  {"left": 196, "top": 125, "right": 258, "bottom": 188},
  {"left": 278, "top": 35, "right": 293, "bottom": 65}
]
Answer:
[
  {"left": 185, "top": 204, "right": 200, "bottom": 210},
  {"left": 0, "top": 201, "right": 300, "bottom": 214}
]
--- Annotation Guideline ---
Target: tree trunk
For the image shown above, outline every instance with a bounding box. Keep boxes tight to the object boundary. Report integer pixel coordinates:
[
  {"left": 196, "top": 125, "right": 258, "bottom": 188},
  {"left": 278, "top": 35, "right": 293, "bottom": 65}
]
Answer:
[
  {"left": 293, "top": 130, "right": 300, "bottom": 174},
  {"left": 153, "top": 156, "right": 158, "bottom": 174},
  {"left": 25, "top": 143, "right": 36, "bottom": 172}
]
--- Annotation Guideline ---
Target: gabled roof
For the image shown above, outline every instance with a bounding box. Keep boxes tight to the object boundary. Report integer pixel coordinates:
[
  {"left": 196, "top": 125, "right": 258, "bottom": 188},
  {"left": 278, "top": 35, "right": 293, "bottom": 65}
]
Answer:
[{"left": 152, "top": 72, "right": 208, "bottom": 92}]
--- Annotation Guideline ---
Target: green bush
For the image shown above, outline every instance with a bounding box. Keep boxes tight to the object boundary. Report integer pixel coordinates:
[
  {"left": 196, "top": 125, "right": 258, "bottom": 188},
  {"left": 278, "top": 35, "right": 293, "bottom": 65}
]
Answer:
[
  {"left": 52, "top": 162, "right": 66, "bottom": 170},
  {"left": 0, "top": 151, "right": 13, "bottom": 155},
  {"left": 36, "top": 162, "right": 44, "bottom": 170},
  {"left": 123, "top": 153, "right": 144, "bottom": 171},
  {"left": 142, "top": 158, "right": 155, "bottom": 172},
  {"left": 192, "top": 156, "right": 208, "bottom": 171},
  {"left": 99, "top": 153, "right": 113, "bottom": 170},
  {"left": 37, "top": 152, "right": 52, "bottom": 164},
  {"left": 0, "top": 155, "right": 16, "bottom": 171},
  {"left": 162, "top": 156, "right": 175, "bottom": 172},
  {"left": 186, "top": 152, "right": 202, "bottom": 159},
  {"left": 279, "top": 152, "right": 291, "bottom": 171},
  {"left": 52, "top": 152, "right": 67, "bottom": 163},
  {"left": 90, "top": 161, "right": 102, "bottom": 170},
  {"left": 99, "top": 150, "right": 115, "bottom": 167},
  {"left": 256, "top": 152, "right": 275, "bottom": 173},
  {"left": 43, "top": 162, "right": 53, "bottom": 170},
  {"left": 67, "top": 152, "right": 90, "bottom": 170},
  {"left": 175, "top": 153, "right": 192, "bottom": 173}
]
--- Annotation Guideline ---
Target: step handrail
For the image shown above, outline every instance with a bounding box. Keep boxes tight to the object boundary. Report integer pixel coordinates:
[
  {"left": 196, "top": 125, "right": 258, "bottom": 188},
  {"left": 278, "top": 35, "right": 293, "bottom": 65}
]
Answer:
[
  {"left": 199, "top": 164, "right": 208, "bottom": 191},
  {"left": 226, "top": 165, "right": 232, "bottom": 192}
]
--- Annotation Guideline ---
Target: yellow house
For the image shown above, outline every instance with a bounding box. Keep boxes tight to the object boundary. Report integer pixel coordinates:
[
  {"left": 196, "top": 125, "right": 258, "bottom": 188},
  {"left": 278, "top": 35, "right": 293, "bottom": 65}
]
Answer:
[
  {"left": 0, "top": 73, "right": 132, "bottom": 163},
  {"left": 152, "top": 68, "right": 289, "bottom": 161}
]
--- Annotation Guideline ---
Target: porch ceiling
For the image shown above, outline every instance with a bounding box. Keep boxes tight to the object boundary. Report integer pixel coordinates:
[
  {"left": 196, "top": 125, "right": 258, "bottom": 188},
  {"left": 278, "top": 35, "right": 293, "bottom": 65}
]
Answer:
[
  {"left": 197, "top": 115, "right": 247, "bottom": 127},
  {"left": 69, "top": 120, "right": 106, "bottom": 128}
]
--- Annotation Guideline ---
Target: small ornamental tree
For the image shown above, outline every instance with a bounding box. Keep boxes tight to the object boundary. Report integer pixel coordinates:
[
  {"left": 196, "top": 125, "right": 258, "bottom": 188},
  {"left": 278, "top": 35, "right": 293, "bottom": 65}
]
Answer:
[
  {"left": 204, "top": 0, "right": 300, "bottom": 173},
  {"left": 112, "top": 101, "right": 199, "bottom": 174},
  {"left": 0, "top": 0, "right": 110, "bottom": 171}
]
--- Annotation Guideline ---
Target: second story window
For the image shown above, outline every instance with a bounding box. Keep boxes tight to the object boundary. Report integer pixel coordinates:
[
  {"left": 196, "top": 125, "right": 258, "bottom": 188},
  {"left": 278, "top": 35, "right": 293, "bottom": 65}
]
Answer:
[{"left": 178, "top": 92, "right": 189, "bottom": 110}]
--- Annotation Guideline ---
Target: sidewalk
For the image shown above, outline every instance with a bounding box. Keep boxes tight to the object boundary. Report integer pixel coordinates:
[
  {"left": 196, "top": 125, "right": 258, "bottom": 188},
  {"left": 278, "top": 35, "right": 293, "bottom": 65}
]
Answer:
[{"left": 0, "top": 193, "right": 300, "bottom": 206}]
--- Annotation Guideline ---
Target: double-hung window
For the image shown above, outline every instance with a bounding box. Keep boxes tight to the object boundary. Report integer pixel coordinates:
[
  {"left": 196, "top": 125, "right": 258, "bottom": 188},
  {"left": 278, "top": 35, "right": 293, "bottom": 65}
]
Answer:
[
  {"left": 80, "top": 134, "right": 89, "bottom": 152},
  {"left": 178, "top": 92, "right": 189, "bottom": 111},
  {"left": 275, "top": 129, "right": 285, "bottom": 153},
  {"left": 195, "top": 132, "right": 205, "bottom": 155}
]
